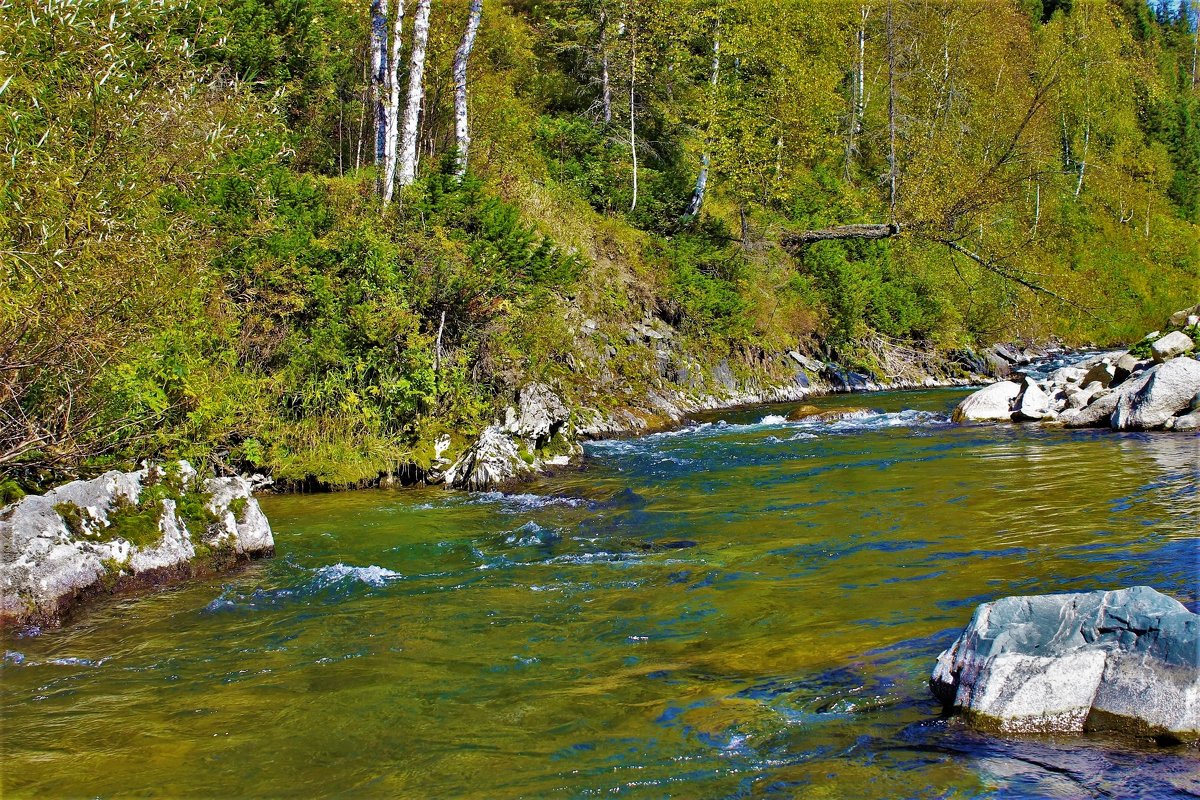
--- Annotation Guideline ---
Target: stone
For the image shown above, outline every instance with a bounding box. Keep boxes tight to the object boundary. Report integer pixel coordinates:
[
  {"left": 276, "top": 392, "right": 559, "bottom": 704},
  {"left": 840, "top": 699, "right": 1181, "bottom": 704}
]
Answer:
[
  {"left": 1151, "top": 331, "right": 1195, "bottom": 363},
  {"left": 1080, "top": 361, "right": 1116, "bottom": 389},
  {"left": 712, "top": 359, "right": 737, "bottom": 392},
  {"left": 931, "top": 586, "right": 1199, "bottom": 741},
  {"left": 787, "top": 405, "right": 873, "bottom": 423},
  {"left": 786, "top": 351, "right": 824, "bottom": 373},
  {"left": 0, "top": 462, "right": 274, "bottom": 628},
  {"left": 1049, "top": 366, "right": 1086, "bottom": 385},
  {"left": 1168, "top": 410, "right": 1200, "bottom": 431},
  {"left": 1060, "top": 390, "right": 1118, "bottom": 428},
  {"left": 445, "top": 425, "right": 533, "bottom": 491},
  {"left": 1168, "top": 305, "right": 1199, "bottom": 327},
  {"left": 952, "top": 380, "right": 1021, "bottom": 422},
  {"left": 1113, "top": 353, "right": 1149, "bottom": 384},
  {"left": 503, "top": 383, "right": 569, "bottom": 446},
  {"left": 1015, "top": 377, "right": 1052, "bottom": 420},
  {"left": 1111, "top": 357, "right": 1200, "bottom": 430}
]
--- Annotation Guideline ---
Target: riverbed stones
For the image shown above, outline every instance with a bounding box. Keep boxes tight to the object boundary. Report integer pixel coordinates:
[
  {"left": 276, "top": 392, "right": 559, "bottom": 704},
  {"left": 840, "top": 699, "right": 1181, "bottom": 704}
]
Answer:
[
  {"left": 1151, "top": 331, "right": 1196, "bottom": 363},
  {"left": 445, "top": 425, "right": 534, "bottom": 490},
  {"left": 0, "top": 462, "right": 274, "bottom": 628},
  {"left": 1111, "top": 357, "right": 1200, "bottom": 430},
  {"left": 1015, "top": 377, "right": 1053, "bottom": 421},
  {"left": 1169, "top": 305, "right": 1200, "bottom": 327},
  {"left": 1060, "top": 389, "right": 1119, "bottom": 428},
  {"left": 931, "top": 586, "right": 1199, "bottom": 742},
  {"left": 952, "top": 380, "right": 1021, "bottom": 422}
]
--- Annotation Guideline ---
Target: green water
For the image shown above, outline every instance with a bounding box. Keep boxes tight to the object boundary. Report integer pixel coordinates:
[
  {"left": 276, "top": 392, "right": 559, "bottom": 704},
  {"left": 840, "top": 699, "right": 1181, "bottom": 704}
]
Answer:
[{"left": 2, "top": 389, "right": 1197, "bottom": 798}]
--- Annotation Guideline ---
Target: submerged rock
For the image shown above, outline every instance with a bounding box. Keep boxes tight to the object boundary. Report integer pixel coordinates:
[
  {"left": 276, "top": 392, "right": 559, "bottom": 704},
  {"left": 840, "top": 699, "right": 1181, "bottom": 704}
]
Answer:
[
  {"left": 952, "top": 380, "right": 1021, "bottom": 422},
  {"left": 0, "top": 462, "right": 274, "bottom": 628},
  {"left": 931, "top": 587, "right": 1199, "bottom": 742},
  {"left": 787, "top": 405, "right": 875, "bottom": 423}
]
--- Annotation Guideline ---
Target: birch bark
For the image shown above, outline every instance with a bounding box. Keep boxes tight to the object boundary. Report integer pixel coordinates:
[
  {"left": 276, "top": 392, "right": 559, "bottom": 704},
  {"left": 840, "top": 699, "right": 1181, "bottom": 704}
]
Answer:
[
  {"left": 397, "top": 0, "right": 432, "bottom": 187},
  {"left": 382, "top": 0, "right": 405, "bottom": 204},
  {"left": 453, "top": 0, "right": 483, "bottom": 177},
  {"left": 685, "top": 20, "right": 719, "bottom": 218}
]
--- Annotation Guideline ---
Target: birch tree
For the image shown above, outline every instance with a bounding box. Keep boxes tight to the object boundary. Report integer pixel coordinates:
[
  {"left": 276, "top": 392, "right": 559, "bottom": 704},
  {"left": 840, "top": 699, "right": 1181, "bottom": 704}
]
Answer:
[
  {"left": 453, "top": 0, "right": 484, "bottom": 177},
  {"left": 684, "top": 17, "right": 720, "bottom": 218},
  {"left": 370, "top": 0, "right": 390, "bottom": 178},
  {"left": 382, "top": 0, "right": 405, "bottom": 204},
  {"left": 397, "top": 0, "right": 432, "bottom": 187}
]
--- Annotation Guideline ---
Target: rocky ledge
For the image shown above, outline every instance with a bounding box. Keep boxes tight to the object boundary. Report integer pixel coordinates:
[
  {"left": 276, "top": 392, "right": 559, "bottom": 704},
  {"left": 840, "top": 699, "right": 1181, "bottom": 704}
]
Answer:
[
  {"left": 954, "top": 305, "right": 1200, "bottom": 431},
  {"left": 931, "top": 586, "right": 1199, "bottom": 743},
  {"left": 0, "top": 461, "right": 274, "bottom": 628}
]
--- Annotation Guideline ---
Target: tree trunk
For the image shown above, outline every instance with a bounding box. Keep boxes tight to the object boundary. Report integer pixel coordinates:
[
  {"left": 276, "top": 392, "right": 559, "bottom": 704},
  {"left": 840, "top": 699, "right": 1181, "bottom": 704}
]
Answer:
[
  {"left": 845, "top": 5, "right": 870, "bottom": 180},
  {"left": 629, "top": 25, "right": 638, "bottom": 212},
  {"left": 685, "top": 20, "right": 719, "bottom": 218},
  {"left": 382, "top": 0, "right": 405, "bottom": 204},
  {"left": 453, "top": 0, "right": 483, "bottom": 178},
  {"left": 397, "top": 0, "right": 432, "bottom": 187},
  {"left": 370, "top": 0, "right": 390, "bottom": 181},
  {"left": 600, "top": 6, "right": 612, "bottom": 124},
  {"left": 886, "top": 0, "right": 897, "bottom": 220},
  {"left": 781, "top": 223, "right": 900, "bottom": 250}
]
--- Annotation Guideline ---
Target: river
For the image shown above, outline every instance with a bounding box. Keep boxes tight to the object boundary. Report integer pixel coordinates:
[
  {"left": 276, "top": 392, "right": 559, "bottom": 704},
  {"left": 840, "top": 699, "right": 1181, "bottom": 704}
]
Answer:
[{"left": 2, "top": 388, "right": 1197, "bottom": 798}]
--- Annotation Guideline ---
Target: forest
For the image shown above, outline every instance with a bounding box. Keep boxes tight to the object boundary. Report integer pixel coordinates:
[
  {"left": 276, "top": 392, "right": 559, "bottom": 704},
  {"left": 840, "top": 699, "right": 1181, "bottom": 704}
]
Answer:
[{"left": 2, "top": 0, "right": 1198, "bottom": 489}]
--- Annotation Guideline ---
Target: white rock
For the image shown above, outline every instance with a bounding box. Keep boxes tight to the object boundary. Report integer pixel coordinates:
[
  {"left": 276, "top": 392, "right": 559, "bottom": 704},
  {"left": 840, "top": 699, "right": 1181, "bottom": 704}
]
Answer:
[
  {"left": 445, "top": 426, "right": 533, "bottom": 491},
  {"left": 1112, "top": 357, "right": 1200, "bottom": 430},
  {"left": 931, "top": 587, "right": 1199, "bottom": 741},
  {"left": 1060, "top": 390, "right": 1118, "bottom": 428},
  {"left": 952, "top": 380, "right": 1021, "bottom": 422},
  {"left": 1151, "top": 331, "right": 1195, "bottom": 363},
  {"left": 1015, "top": 377, "right": 1052, "bottom": 420},
  {"left": 0, "top": 463, "right": 273, "bottom": 627}
]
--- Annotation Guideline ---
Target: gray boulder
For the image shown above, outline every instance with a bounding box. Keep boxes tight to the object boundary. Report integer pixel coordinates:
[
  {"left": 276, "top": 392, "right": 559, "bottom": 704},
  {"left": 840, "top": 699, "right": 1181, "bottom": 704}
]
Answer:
[
  {"left": 1169, "top": 304, "right": 1200, "bottom": 327},
  {"left": 1167, "top": 410, "right": 1200, "bottom": 431},
  {"left": 504, "top": 383, "right": 570, "bottom": 446},
  {"left": 1081, "top": 361, "right": 1116, "bottom": 389},
  {"left": 0, "top": 462, "right": 273, "bottom": 628},
  {"left": 445, "top": 425, "right": 534, "bottom": 491},
  {"left": 1015, "top": 378, "right": 1053, "bottom": 421},
  {"left": 1111, "top": 357, "right": 1200, "bottom": 430},
  {"left": 931, "top": 587, "right": 1198, "bottom": 741},
  {"left": 952, "top": 380, "right": 1022, "bottom": 422},
  {"left": 1060, "top": 390, "right": 1119, "bottom": 428},
  {"left": 1151, "top": 331, "right": 1196, "bottom": 363}
]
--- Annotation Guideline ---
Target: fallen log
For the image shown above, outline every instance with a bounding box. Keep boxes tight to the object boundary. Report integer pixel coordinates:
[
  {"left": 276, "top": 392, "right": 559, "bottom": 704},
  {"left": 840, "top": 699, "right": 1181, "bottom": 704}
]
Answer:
[{"left": 781, "top": 223, "right": 900, "bottom": 249}]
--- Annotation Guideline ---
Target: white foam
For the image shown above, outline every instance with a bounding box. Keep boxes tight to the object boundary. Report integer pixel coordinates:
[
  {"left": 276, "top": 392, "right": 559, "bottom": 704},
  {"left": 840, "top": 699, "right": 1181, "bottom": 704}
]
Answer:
[{"left": 312, "top": 563, "right": 404, "bottom": 588}]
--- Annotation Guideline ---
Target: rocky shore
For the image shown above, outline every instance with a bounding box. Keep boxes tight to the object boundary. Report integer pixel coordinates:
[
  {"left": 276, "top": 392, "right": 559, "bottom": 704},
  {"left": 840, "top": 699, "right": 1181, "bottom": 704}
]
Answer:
[
  {"left": 0, "top": 461, "right": 273, "bottom": 628},
  {"left": 438, "top": 329, "right": 996, "bottom": 491},
  {"left": 954, "top": 306, "right": 1200, "bottom": 431}
]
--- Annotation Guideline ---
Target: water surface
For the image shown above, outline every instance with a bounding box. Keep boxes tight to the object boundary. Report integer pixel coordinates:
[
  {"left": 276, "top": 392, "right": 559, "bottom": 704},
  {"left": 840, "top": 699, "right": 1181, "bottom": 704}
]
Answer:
[{"left": 2, "top": 389, "right": 1197, "bottom": 798}]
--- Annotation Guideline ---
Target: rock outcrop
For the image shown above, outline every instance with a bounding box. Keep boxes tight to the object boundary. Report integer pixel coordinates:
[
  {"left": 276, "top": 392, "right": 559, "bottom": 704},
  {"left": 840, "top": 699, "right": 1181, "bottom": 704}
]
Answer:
[
  {"left": 931, "top": 586, "right": 1199, "bottom": 742},
  {"left": 0, "top": 462, "right": 274, "bottom": 628},
  {"left": 954, "top": 307, "right": 1200, "bottom": 432}
]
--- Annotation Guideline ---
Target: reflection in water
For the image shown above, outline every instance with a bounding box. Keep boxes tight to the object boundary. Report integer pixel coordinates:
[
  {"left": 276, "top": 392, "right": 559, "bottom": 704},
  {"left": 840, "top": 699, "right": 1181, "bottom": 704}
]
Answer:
[{"left": 1, "top": 389, "right": 1197, "bottom": 798}]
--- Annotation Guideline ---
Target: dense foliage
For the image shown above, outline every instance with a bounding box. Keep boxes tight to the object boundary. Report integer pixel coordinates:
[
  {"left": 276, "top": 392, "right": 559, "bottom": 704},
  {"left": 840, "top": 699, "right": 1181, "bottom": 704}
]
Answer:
[{"left": 1, "top": 0, "right": 1197, "bottom": 486}]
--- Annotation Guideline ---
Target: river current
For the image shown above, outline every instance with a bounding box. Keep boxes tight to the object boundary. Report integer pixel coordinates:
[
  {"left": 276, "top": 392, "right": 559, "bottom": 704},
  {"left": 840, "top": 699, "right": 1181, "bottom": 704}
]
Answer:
[{"left": 2, "top": 388, "right": 1197, "bottom": 798}]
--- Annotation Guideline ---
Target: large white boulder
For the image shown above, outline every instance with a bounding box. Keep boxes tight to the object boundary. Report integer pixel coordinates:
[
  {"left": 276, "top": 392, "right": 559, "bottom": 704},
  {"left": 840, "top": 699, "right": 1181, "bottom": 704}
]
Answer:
[
  {"left": 445, "top": 425, "right": 534, "bottom": 490},
  {"left": 1151, "top": 331, "right": 1195, "bottom": 363},
  {"left": 931, "top": 587, "right": 1199, "bottom": 741},
  {"left": 0, "top": 462, "right": 273, "bottom": 628},
  {"left": 1111, "top": 357, "right": 1200, "bottom": 430},
  {"left": 952, "top": 380, "right": 1021, "bottom": 422}
]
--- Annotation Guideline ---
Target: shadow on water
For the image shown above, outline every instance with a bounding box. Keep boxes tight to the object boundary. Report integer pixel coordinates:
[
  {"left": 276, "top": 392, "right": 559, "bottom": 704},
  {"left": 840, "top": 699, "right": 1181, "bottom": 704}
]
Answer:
[{"left": 2, "top": 388, "right": 1197, "bottom": 798}]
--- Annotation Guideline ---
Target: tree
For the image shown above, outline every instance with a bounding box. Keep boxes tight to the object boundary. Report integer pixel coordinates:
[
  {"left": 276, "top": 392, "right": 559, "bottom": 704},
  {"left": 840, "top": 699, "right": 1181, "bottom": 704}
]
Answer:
[
  {"left": 397, "top": 0, "right": 432, "bottom": 187},
  {"left": 453, "top": 0, "right": 485, "bottom": 177}
]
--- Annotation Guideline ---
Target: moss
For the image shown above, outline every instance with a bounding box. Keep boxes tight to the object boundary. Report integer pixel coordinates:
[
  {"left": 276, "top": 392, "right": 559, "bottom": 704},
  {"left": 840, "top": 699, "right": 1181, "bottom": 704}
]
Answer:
[
  {"left": 55, "top": 502, "right": 91, "bottom": 537},
  {"left": 0, "top": 480, "right": 25, "bottom": 505},
  {"left": 227, "top": 496, "right": 249, "bottom": 524},
  {"left": 98, "top": 557, "right": 127, "bottom": 591},
  {"left": 102, "top": 494, "right": 168, "bottom": 549}
]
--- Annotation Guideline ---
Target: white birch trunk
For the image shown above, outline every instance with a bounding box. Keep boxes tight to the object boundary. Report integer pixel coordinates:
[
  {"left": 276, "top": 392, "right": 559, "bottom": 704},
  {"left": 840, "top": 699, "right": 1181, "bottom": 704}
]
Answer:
[
  {"left": 629, "top": 27, "right": 638, "bottom": 212},
  {"left": 685, "top": 20, "right": 719, "bottom": 218},
  {"left": 453, "top": 0, "right": 483, "bottom": 178},
  {"left": 600, "top": 6, "right": 612, "bottom": 124},
  {"left": 397, "top": 0, "right": 432, "bottom": 187},
  {"left": 382, "top": 0, "right": 405, "bottom": 204},
  {"left": 370, "top": 0, "right": 390, "bottom": 177}
]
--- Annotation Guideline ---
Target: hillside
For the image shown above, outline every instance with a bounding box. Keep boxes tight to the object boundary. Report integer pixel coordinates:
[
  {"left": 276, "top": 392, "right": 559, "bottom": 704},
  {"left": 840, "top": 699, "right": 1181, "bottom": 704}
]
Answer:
[{"left": 2, "top": 0, "right": 1198, "bottom": 489}]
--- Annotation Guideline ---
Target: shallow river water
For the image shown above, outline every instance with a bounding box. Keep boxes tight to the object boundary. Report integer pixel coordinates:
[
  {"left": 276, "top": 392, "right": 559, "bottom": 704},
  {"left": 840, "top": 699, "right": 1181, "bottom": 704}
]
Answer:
[{"left": 2, "top": 389, "right": 1198, "bottom": 798}]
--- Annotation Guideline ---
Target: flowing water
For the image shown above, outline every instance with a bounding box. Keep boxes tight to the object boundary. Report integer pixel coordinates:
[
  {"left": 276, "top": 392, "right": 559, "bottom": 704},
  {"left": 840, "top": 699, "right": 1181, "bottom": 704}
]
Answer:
[{"left": 2, "top": 389, "right": 1198, "bottom": 798}]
